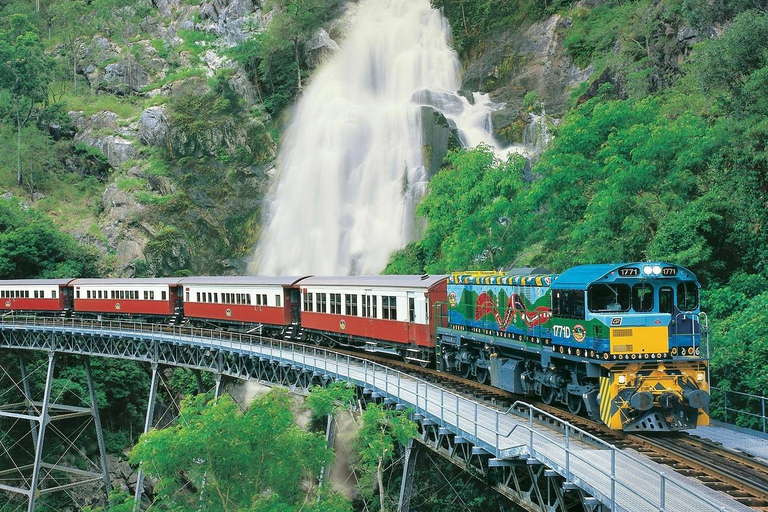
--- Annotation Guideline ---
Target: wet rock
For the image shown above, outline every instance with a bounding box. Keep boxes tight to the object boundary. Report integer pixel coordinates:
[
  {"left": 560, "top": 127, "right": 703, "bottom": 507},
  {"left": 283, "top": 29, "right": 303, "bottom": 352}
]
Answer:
[
  {"left": 420, "top": 106, "right": 461, "bottom": 178},
  {"left": 305, "top": 28, "right": 341, "bottom": 68}
]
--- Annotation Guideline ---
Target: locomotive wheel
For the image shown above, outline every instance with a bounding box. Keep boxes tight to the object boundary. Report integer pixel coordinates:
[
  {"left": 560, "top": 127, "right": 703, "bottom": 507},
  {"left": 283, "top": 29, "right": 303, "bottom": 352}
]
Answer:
[
  {"left": 476, "top": 368, "right": 489, "bottom": 385},
  {"left": 312, "top": 335, "right": 322, "bottom": 346},
  {"left": 460, "top": 363, "right": 472, "bottom": 380},
  {"left": 541, "top": 385, "right": 554, "bottom": 405},
  {"left": 567, "top": 394, "right": 583, "bottom": 415}
]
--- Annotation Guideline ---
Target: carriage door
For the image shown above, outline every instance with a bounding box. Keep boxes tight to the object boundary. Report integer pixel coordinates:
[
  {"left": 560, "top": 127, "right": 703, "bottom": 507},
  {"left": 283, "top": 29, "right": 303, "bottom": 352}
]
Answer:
[
  {"left": 407, "top": 292, "right": 417, "bottom": 343},
  {"left": 289, "top": 288, "right": 300, "bottom": 324}
]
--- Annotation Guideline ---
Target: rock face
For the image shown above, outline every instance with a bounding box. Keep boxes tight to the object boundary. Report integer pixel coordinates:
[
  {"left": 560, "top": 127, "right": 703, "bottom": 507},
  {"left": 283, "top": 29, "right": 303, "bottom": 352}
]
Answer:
[
  {"left": 139, "top": 106, "right": 170, "bottom": 146},
  {"left": 462, "top": 14, "right": 592, "bottom": 144},
  {"left": 198, "top": 0, "right": 262, "bottom": 46},
  {"left": 420, "top": 106, "right": 461, "bottom": 178},
  {"left": 72, "top": 111, "right": 137, "bottom": 168}
]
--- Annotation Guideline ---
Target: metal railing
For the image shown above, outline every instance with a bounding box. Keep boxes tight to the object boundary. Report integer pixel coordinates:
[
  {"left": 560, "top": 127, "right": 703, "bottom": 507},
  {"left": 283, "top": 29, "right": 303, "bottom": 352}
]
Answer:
[
  {"left": 711, "top": 387, "right": 768, "bottom": 434},
  {"left": 0, "top": 316, "right": 736, "bottom": 512}
]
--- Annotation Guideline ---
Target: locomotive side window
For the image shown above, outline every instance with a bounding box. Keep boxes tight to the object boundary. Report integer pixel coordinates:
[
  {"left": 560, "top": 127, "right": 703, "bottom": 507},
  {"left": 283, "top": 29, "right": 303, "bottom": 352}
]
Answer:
[
  {"left": 553, "top": 289, "right": 585, "bottom": 318},
  {"left": 632, "top": 284, "right": 654, "bottom": 312},
  {"left": 587, "top": 284, "right": 629, "bottom": 313},
  {"left": 677, "top": 282, "right": 698, "bottom": 311},
  {"left": 659, "top": 287, "right": 673, "bottom": 314}
]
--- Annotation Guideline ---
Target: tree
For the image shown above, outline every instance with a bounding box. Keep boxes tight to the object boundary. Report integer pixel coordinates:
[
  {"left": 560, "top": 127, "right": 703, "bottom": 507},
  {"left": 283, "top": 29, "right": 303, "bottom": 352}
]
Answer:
[
  {"left": 49, "top": 0, "right": 89, "bottom": 91},
  {"left": 130, "top": 390, "right": 347, "bottom": 512},
  {"left": 263, "top": 0, "right": 345, "bottom": 91},
  {"left": 0, "top": 14, "right": 53, "bottom": 186},
  {"left": 355, "top": 404, "right": 418, "bottom": 512}
]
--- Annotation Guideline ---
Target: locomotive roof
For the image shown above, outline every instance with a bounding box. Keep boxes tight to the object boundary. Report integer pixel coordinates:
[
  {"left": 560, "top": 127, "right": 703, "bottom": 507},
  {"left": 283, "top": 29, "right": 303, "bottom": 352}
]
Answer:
[
  {"left": 180, "top": 276, "right": 310, "bottom": 286},
  {"left": 72, "top": 278, "right": 185, "bottom": 286},
  {"left": 551, "top": 262, "right": 697, "bottom": 289},
  {"left": 0, "top": 279, "right": 74, "bottom": 286},
  {"left": 298, "top": 275, "right": 448, "bottom": 289},
  {"left": 450, "top": 273, "right": 557, "bottom": 286}
]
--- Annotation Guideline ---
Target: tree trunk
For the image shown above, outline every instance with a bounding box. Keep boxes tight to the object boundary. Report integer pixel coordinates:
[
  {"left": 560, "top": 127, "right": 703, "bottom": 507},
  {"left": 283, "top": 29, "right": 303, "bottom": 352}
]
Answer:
[
  {"left": 294, "top": 38, "right": 302, "bottom": 91},
  {"left": 16, "top": 110, "right": 22, "bottom": 186},
  {"left": 72, "top": 40, "right": 77, "bottom": 92},
  {"left": 377, "top": 457, "right": 385, "bottom": 512}
]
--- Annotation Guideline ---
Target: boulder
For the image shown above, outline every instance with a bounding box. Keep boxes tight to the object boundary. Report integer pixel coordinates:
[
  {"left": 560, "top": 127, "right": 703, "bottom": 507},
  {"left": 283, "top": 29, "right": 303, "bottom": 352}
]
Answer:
[
  {"left": 102, "top": 59, "right": 150, "bottom": 94},
  {"left": 139, "top": 106, "right": 169, "bottom": 146},
  {"left": 305, "top": 28, "right": 341, "bottom": 68},
  {"left": 420, "top": 106, "right": 461, "bottom": 178}
]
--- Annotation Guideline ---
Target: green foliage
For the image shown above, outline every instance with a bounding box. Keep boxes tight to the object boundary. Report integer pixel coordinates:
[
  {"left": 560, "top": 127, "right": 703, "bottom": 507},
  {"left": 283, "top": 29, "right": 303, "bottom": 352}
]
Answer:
[
  {"left": 306, "top": 381, "right": 356, "bottom": 420},
  {"left": 130, "top": 391, "right": 346, "bottom": 511},
  {"left": 389, "top": 145, "right": 527, "bottom": 273},
  {"left": 430, "top": 0, "right": 575, "bottom": 55},
  {"left": 83, "top": 490, "right": 137, "bottom": 512},
  {"left": 354, "top": 403, "right": 418, "bottom": 510},
  {"left": 0, "top": 199, "right": 99, "bottom": 278}
]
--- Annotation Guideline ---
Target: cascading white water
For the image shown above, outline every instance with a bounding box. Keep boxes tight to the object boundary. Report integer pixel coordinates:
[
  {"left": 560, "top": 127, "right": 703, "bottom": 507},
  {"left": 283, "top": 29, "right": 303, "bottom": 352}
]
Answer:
[{"left": 251, "top": 0, "right": 510, "bottom": 276}]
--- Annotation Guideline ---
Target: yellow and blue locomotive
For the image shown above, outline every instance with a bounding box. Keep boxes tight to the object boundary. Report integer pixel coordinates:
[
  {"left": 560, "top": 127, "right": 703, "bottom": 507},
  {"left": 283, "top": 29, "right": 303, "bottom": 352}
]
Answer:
[{"left": 436, "top": 262, "right": 710, "bottom": 431}]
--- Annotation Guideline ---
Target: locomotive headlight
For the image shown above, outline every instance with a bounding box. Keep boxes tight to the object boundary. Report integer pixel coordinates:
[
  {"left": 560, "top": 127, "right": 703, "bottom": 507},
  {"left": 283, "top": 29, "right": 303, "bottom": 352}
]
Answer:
[
  {"left": 696, "top": 372, "right": 706, "bottom": 382},
  {"left": 643, "top": 265, "right": 653, "bottom": 275},
  {"left": 652, "top": 265, "right": 662, "bottom": 275},
  {"left": 618, "top": 375, "right": 627, "bottom": 385}
]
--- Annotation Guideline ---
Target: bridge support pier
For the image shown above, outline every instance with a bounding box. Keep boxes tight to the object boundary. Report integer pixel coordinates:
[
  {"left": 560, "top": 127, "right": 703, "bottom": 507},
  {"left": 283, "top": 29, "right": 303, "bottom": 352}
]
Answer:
[
  {"left": 0, "top": 352, "right": 111, "bottom": 511},
  {"left": 134, "top": 361, "right": 159, "bottom": 510},
  {"left": 397, "top": 438, "right": 419, "bottom": 512}
]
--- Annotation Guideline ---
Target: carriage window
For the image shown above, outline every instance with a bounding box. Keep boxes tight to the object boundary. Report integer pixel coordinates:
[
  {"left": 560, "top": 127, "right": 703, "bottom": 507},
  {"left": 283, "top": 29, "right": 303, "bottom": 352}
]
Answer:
[
  {"left": 659, "top": 287, "right": 673, "bottom": 314},
  {"left": 262, "top": 294, "right": 267, "bottom": 306},
  {"left": 553, "top": 289, "right": 586, "bottom": 318},
  {"left": 52, "top": 290, "right": 57, "bottom": 299},
  {"left": 316, "top": 293, "right": 327, "bottom": 313},
  {"left": 76, "top": 290, "right": 81, "bottom": 299},
  {"left": 304, "top": 292, "right": 313, "bottom": 311},
  {"left": 373, "top": 296, "right": 378, "bottom": 318},
  {"left": 587, "top": 284, "right": 629, "bottom": 313},
  {"left": 345, "top": 294, "right": 358, "bottom": 316},
  {"left": 409, "top": 297, "right": 415, "bottom": 322},
  {"left": 330, "top": 293, "right": 342, "bottom": 314},
  {"left": 677, "top": 282, "right": 698, "bottom": 311},
  {"left": 144, "top": 291, "right": 149, "bottom": 300},
  {"left": 35, "top": 291, "right": 39, "bottom": 298},
  {"left": 162, "top": 291, "right": 168, "bottom": 301},
  {"left": 383, "top": 296, "right": 397, "bottom": 320},
  {"left": 246, "top": 294, "right": 251, "bottom": 305},
  {"left": 632, "top": 284, "right": 654, "bottom": 312},
  {"left": 276, "top": 295, "right": 281, "bottom": 307}
]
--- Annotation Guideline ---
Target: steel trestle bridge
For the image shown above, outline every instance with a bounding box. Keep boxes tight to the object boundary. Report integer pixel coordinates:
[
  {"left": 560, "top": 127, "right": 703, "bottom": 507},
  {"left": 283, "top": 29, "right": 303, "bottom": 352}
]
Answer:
[{"left": 0, "top": 317, "right": 751, "bottom": 512}]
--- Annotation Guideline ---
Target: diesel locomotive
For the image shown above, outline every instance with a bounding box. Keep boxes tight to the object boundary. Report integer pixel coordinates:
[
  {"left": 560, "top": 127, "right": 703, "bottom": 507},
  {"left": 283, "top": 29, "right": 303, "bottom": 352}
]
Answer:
[{"left": 0, "top": 261, "right": 709, "bottom": 432}]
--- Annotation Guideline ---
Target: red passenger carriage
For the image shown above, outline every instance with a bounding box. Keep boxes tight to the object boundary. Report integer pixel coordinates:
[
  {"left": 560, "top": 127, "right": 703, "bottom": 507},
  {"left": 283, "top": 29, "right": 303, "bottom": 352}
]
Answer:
[
  {"left": 298, "top": 275, "right": 447, "bottom": 364},
  {"left": 180, "top": 276, "right": 307, "bottom": 335},
  {"left": 0, "top": 279, "right": 73, "bottom": 314},
  {"left": 72, "top": 278, "right": 183, "bottom": 318}
]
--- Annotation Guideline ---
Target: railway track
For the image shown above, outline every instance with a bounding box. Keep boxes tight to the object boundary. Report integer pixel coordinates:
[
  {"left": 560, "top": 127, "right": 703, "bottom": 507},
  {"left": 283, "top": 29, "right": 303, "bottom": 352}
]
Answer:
[{"left": 12, "top": 318, "right": 768, "bottom": 509}]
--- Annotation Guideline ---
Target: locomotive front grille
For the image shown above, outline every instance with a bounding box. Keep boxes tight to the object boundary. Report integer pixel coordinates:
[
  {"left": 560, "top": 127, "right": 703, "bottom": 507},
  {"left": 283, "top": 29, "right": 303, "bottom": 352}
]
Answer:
[{"left": 613, "top": 329, "right": 634, "bottom": 337}]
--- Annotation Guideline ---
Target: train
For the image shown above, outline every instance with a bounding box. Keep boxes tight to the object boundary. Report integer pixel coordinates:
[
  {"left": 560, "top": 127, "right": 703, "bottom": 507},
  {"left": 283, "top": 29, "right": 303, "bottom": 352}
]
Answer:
[{"left": 0, "top": 261, "right": 710, "bottom": 432}]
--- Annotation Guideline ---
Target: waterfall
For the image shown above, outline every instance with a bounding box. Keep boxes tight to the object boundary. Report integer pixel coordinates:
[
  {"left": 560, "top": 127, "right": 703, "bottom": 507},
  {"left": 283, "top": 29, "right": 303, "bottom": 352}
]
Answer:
[{"left": 251, "top": 0, "right": 510, "bottom": 276}]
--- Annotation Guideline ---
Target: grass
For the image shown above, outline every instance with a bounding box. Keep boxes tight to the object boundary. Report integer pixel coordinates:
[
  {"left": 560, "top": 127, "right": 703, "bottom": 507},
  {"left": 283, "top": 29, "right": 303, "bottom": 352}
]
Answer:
[
  {"left": 142, "top": 68, "right": 207, "bottom": 92},
  {"left": 55, "top": 85, "right": 145, "bottom": 118}
]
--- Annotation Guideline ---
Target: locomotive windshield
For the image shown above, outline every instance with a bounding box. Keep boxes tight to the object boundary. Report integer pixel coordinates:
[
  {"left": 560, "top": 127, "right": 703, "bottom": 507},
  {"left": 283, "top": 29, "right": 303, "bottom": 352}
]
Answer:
[
  {"left": 677, "top": 282, "right": 699, "bottom": 311},
  {"left": 588, "top": 284, "right": 630, "bottom": 312},
  {"left": 632, "top": 283, "right": 654, "bottom": 312}
]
